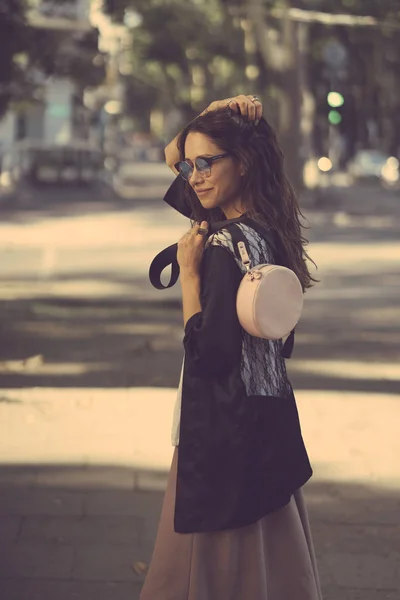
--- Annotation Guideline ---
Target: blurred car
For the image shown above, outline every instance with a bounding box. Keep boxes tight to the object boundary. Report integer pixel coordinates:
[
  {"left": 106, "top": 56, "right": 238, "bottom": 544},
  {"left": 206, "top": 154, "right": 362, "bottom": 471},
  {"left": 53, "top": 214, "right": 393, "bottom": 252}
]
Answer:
[
  {"left": 112, "top": 160, "right": 175, "bottom": 200},
  {"left": 0, "top": 140, "right": 111, "bottom": 205},
  {"left": 347, "top": 149, "right": 400, "bottom": 188}
]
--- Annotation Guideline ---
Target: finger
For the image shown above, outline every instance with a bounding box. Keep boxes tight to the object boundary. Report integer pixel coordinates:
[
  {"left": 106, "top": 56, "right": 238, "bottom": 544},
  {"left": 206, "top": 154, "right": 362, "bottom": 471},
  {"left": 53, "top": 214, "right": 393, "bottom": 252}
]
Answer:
[
  {"left": 247, "top": 100, "right": 256, "bottom": 122},
  {"left": 194, "top": 221, "right": 208, "bottom": 239},
  {"left": 254, "top": 100, "right": 263, "bottom": 123},
  {"left": 199, "top": 220, "right": 209, "bottom": 235},
  {"left": 181, "top": 228, "right": 192, "bottom": 240},
  {"left": 246, "top": 94, "right": 262, "bottom": 113},
  {"left": 227, "top": 100, "right": 240, "bottom": 113},
  {"left": 237, "top": 99, "right": 249, "bottom": 120}
]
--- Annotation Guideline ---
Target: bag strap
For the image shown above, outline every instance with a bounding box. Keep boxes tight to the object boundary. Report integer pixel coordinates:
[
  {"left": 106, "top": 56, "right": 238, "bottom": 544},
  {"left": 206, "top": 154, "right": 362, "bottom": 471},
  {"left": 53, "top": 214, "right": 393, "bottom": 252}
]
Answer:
[
  {"left": 228, "top": 221, "right": 278, "bottom": 268},
  {"left": 148, "top": 218, "right": 278, "bottom": 290},
  {"left": 149, "top": 243, "right": 180, "bottom": 290},
  {"left": 148, "top": 217, "right": 248, "bottom": 290},
  {"left": 229, "top": 222, "right": 295, "bottom": 359}
]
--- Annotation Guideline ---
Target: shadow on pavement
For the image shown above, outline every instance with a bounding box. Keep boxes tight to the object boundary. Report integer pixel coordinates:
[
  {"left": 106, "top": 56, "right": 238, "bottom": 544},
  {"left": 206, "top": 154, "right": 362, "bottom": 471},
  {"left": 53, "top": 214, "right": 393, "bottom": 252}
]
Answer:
[
  {"left": 0, "top": 298, "right": 183, "bottom": 389},
  {"left": 0, "top": 263, "right": 398, "bottom": 394},
  {"left": 0, "top": 184, "right": 170, "bottom": 225},
  {"left": 0, "top": 463, "right": 399, "bottom": 600}
]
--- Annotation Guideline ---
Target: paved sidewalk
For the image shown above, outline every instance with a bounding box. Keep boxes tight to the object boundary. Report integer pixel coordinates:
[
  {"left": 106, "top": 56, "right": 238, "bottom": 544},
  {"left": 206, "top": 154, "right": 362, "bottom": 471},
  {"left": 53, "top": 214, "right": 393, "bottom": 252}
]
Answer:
[{"left": 0, "top": 387, "right": 399, "bottom": 600}]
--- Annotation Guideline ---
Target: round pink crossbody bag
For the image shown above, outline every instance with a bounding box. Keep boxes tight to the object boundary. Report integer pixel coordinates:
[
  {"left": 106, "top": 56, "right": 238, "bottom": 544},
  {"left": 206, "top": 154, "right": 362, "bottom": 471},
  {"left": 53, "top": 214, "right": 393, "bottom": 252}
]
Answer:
[
  {"left": 149, "top": 217, "right": 303, "bottom": 347},
  {"left": 233, "top": 227, "right": 303, "bottom": 340}
]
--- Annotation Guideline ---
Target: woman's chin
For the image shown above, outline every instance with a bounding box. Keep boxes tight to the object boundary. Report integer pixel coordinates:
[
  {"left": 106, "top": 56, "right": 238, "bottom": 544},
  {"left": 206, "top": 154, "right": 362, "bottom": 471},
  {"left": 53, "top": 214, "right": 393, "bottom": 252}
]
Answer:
[{"left": 198, "top": 195, "right": 217, "bottom": 209}]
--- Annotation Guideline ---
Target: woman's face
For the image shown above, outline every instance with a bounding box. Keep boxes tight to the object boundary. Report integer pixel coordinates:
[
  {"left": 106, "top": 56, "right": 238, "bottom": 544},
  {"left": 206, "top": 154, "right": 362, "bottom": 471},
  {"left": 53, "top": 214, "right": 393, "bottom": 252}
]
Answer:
[{"left": 184, "top": 131, "right": 245, "bottom": 218}]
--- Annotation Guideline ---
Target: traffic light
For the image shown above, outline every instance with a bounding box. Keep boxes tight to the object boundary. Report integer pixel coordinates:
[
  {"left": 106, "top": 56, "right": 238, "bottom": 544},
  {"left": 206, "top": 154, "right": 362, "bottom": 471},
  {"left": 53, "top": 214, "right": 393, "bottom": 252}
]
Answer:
[{"left": 327, "top": 91, "right": 344, "bottom": 125}]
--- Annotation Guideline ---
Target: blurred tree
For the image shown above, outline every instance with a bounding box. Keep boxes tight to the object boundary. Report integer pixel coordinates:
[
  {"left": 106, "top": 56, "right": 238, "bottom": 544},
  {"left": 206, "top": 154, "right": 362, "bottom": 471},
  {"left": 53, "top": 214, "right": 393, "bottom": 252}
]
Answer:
[
  {"left": 0, "top": 0, "right": 105, "bottom": 119},
  {"left": 103, "top": 0, "right": 400, "bottom": 176},
  {"left": 295, "top": 0, "right": 400, "bottom": 20},
  {"left": 103, "top": 0, "right": 249, "bottom": 131},
  {"left": 0, "top": 0, "right": 28, "bottom": 118},
  {"left": 302, "top": 0, "right": 400, "bottom": 158}
]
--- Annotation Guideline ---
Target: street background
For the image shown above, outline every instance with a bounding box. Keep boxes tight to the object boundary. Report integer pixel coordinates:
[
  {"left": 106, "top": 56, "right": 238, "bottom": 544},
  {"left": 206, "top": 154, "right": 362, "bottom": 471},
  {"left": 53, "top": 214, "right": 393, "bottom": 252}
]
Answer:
[{"left": 1, "top": 1, "right": 400, "bottom": 599}]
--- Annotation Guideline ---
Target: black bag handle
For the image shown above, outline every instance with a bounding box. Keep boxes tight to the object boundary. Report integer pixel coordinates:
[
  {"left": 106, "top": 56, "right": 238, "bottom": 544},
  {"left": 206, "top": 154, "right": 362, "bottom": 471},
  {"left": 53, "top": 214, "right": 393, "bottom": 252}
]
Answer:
[
  {"left": 148, "top": 218, "right": 245, "bottom": 290},
  {"left": 148, "top": 243, "right": 180, "bottom": 290},
  {"left": 148, "top": 217, "right": 277, "bottom": 290}
]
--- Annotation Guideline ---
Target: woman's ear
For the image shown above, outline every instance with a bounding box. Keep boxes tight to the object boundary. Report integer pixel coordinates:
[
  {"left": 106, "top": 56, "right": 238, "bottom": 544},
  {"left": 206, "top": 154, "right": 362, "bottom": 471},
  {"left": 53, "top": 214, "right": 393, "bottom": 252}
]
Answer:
[{"left": 239, "top": 161, "right": 247, "bottom": 177}]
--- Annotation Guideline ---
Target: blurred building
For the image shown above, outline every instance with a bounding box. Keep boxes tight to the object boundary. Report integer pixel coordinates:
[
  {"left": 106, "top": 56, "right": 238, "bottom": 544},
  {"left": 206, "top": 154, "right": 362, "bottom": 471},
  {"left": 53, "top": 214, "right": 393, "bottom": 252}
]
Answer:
[{"left": 0, "top": 0, "right": 97, "bottom": 149}]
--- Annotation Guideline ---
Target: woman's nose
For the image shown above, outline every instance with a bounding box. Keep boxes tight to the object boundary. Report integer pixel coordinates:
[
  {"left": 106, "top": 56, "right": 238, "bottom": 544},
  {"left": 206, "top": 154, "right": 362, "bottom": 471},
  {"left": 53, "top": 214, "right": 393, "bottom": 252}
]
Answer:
[{"left": 189, "top": 166, "right": 204, "bottom": 185}]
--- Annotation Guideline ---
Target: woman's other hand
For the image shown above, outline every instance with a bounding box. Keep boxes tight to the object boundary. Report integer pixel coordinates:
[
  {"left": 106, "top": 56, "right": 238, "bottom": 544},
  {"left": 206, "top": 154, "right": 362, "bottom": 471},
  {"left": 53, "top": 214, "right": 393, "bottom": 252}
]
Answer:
[
  {"left": 177, "top": 221, "right": 209, "bottom": 278},
  {"left": 207, "top": 94, "right": 263, "bottom": 124}
]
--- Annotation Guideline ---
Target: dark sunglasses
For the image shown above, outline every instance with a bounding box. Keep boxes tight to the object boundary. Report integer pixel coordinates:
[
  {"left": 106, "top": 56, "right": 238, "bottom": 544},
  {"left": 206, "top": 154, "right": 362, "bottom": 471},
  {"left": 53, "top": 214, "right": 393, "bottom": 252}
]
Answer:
[{"left": 174, "top": 153, "right": 230, "bottom": 181}]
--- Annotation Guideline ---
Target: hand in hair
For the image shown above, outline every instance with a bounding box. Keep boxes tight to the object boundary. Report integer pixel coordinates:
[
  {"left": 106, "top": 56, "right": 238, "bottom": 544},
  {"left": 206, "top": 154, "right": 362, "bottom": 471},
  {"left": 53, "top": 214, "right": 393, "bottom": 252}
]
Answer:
[
  {"left": 165, "top": 95, "right": 263, "bottom": 172},
  {"left": 205, "top": 95, "right": 263, "bottom": 125}
]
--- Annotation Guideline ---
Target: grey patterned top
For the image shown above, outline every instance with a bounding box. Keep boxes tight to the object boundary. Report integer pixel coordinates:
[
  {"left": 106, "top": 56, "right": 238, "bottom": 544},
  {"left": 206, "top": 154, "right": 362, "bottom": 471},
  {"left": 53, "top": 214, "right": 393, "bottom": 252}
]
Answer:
[{"left": 206, "top": 223, "right": 293, "bottom": 398}]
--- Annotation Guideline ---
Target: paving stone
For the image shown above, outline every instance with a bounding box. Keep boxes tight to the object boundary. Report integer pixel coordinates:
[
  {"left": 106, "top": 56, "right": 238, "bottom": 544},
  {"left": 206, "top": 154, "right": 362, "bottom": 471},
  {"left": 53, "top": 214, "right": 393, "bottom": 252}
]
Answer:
[
  {"left": 311, "top": 522, "right": 400, "bottom": 556},
  {"left": 0, "top": 579, "right": 142, "bottom": 600},
  {"left": 322, "top": 587, "right": 399, "bottom": 600},
  {"left": 131, "top": 489, "right": 164, "bottom": 518},
  {"left": 0, "top": 541, "right": 74, "bottom": 579},
  {"left": 83, "top": 488, "right": 163, "bottom": 519},
  {"left": 134, "top": 539, "right": 155, "bottom": 568},
  {"left": 318, "top": 552, "right": 400, "bottom": 590},
  {"left": 0, "top": 467, "right": 37, "bottom": 488},
  {"left": 0, "top": 489, "right": 84, "bottom": 516},
  {"left": 19, "top": 515, "right": 142, "bottom": 545},
  {"left": 34, "top": 466, "right": 135, "bottom": 490},
  {"left": 0, "top": 517, "right": 21, "bottom": 541},
  {"left": 136, "top": 512, "right": 161, "bottom": 551},
  {"left": 133, "top": 490, "right": 163, "bottom": 548},
  {"left": 71, "top": 543, "right": 147, "bottom": 582},
  {"left": 305, "top": 482, "right": 400, "bottom": 526},
  {"left": 134, "top": 470, "right": 168, "bottom": 492}
]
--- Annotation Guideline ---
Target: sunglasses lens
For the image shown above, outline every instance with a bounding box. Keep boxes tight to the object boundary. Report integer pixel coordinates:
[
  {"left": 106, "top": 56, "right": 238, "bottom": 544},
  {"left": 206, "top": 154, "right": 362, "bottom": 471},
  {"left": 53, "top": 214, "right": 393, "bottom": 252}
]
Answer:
[
  {"left": 178, "top": 162, "right": 193, "bottom": 180},
  {"left": 195, "top": 158, "right": 210, "bottom": 175}
]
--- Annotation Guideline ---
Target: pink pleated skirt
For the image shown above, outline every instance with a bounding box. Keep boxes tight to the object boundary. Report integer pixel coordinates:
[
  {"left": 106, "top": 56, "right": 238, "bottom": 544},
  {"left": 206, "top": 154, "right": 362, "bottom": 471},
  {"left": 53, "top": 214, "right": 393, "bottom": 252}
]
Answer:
[{"left": 139, "top": 447, "right": 323, "bottom": 600}]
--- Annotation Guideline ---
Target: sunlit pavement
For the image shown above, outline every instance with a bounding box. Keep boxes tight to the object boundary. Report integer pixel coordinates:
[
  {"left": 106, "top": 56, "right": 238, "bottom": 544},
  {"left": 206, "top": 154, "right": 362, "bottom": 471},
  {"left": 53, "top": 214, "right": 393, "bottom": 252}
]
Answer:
[
  {"left": 0, "top": 386, "right": 399, "bottom": 486},
  {"left": 0, "top": 386, "right": 399, "bottom": 599},
  {"left": 0, "top": 179, "right": 400, "bottom": 599},
  {"left": 0, "top": 174, "right": 399, "bottom": 305}
]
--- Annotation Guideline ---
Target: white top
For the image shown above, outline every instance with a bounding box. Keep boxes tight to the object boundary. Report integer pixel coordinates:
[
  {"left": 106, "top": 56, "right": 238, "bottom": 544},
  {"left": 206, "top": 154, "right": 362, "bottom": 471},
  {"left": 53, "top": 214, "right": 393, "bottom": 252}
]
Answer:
[{"left": 171, "top": 356, "right": 184, "bottom": 446}]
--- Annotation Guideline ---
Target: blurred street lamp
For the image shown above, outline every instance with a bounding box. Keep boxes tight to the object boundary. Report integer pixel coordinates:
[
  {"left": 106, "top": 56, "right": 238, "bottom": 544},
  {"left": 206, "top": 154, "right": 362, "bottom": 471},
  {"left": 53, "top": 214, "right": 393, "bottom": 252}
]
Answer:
[
  {"left": 317, "top": 156, "right": 333, "bottom": 172},
  {"left": 327, "top": 91, "right": 344, "bottom": 125},
  {"left": 327, "top": 91, "right": 344, "bottom": 108},
  {"left": 328, "top": 110, "right": 342, "bottom": 125},
  {"left": 124, "top": 9, "right": 142, "bottom": 29},
  {"left": 104, "top": 100, "right": 122, "bottom": 115}
]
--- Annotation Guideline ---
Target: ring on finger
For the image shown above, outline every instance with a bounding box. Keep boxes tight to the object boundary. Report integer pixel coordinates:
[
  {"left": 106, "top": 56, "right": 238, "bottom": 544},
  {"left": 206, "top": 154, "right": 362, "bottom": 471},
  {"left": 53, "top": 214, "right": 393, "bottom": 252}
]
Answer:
[
  {"left": 251, "top": 95, "right": 260, "bottom": 103},
  {"left": 197, "top": 227, "right": 208, "bottom": 236}
]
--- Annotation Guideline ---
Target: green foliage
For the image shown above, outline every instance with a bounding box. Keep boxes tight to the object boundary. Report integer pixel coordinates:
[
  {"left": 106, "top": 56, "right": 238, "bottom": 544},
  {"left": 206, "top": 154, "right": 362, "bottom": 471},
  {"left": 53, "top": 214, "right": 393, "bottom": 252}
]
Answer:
[
  {"left": 0, "top": 0, "right": 105, "bottom": 118},
  {"left": 103, "top": 0, "right": 248, "bottom": 121},
  {"left": 0, "top": 0, "right": 28, "bottom": 116}
]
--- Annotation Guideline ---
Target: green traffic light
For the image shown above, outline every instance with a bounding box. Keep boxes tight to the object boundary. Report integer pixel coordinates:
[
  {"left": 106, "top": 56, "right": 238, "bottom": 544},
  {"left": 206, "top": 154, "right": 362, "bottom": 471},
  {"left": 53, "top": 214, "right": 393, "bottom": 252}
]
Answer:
[
  {"left": 327, "top": 92, "right": 344, "bottom": 108},
  {"left": 328, "top": 110, "right": 342, "bottom": 125}
]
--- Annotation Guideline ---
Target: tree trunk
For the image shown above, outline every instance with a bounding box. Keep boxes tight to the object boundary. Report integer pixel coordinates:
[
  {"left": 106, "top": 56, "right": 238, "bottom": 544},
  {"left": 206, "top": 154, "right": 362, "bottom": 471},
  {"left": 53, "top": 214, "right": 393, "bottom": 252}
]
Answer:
[{"left": 246, "top": 0, "right": 304, "bottom": 191}]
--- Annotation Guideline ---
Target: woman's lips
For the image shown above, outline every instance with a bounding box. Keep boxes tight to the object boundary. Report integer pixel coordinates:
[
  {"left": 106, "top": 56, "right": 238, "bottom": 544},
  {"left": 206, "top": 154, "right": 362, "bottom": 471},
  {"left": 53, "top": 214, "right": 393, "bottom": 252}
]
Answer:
[{"left": 196, "top": 188, "right": 213, "bottom": 196}]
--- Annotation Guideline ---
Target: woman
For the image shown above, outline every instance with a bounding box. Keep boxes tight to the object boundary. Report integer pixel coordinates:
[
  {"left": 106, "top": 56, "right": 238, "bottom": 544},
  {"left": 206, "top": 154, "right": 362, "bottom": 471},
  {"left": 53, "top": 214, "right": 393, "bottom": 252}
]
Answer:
[{"left": 140, "top": 95, "right": 323, "bottom": 600}]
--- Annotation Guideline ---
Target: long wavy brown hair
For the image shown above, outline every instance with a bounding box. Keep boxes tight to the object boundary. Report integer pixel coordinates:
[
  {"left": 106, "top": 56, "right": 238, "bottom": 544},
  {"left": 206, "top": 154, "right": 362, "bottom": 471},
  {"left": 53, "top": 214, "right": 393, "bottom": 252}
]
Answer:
[{"left": 177, "top": 108, "right": 318, "bottom": 290}]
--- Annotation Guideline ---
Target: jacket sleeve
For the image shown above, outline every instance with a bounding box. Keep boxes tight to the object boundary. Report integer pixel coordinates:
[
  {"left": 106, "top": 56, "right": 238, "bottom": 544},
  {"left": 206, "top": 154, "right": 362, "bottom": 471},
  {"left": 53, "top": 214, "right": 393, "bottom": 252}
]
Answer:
[
  {"left": 163, "top": 175, "right": 194, "bottom": 218},
  {"left": 183, "top": 245, "right": 243, "bottom": 375}
]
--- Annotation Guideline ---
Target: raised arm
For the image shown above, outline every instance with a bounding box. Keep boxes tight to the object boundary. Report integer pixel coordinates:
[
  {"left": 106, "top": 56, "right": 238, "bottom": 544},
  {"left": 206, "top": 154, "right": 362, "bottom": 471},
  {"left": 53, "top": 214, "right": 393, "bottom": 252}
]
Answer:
[{"left": 164, "top": 95, "right": 263, "bottom": 174}]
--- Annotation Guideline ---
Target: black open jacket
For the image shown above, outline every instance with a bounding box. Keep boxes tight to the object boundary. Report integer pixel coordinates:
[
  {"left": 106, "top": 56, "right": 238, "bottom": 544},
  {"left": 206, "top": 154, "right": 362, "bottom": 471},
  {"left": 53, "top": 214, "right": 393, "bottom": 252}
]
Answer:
[{"left": 159, "top": 176, "right": 313, "bottom": 534}]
